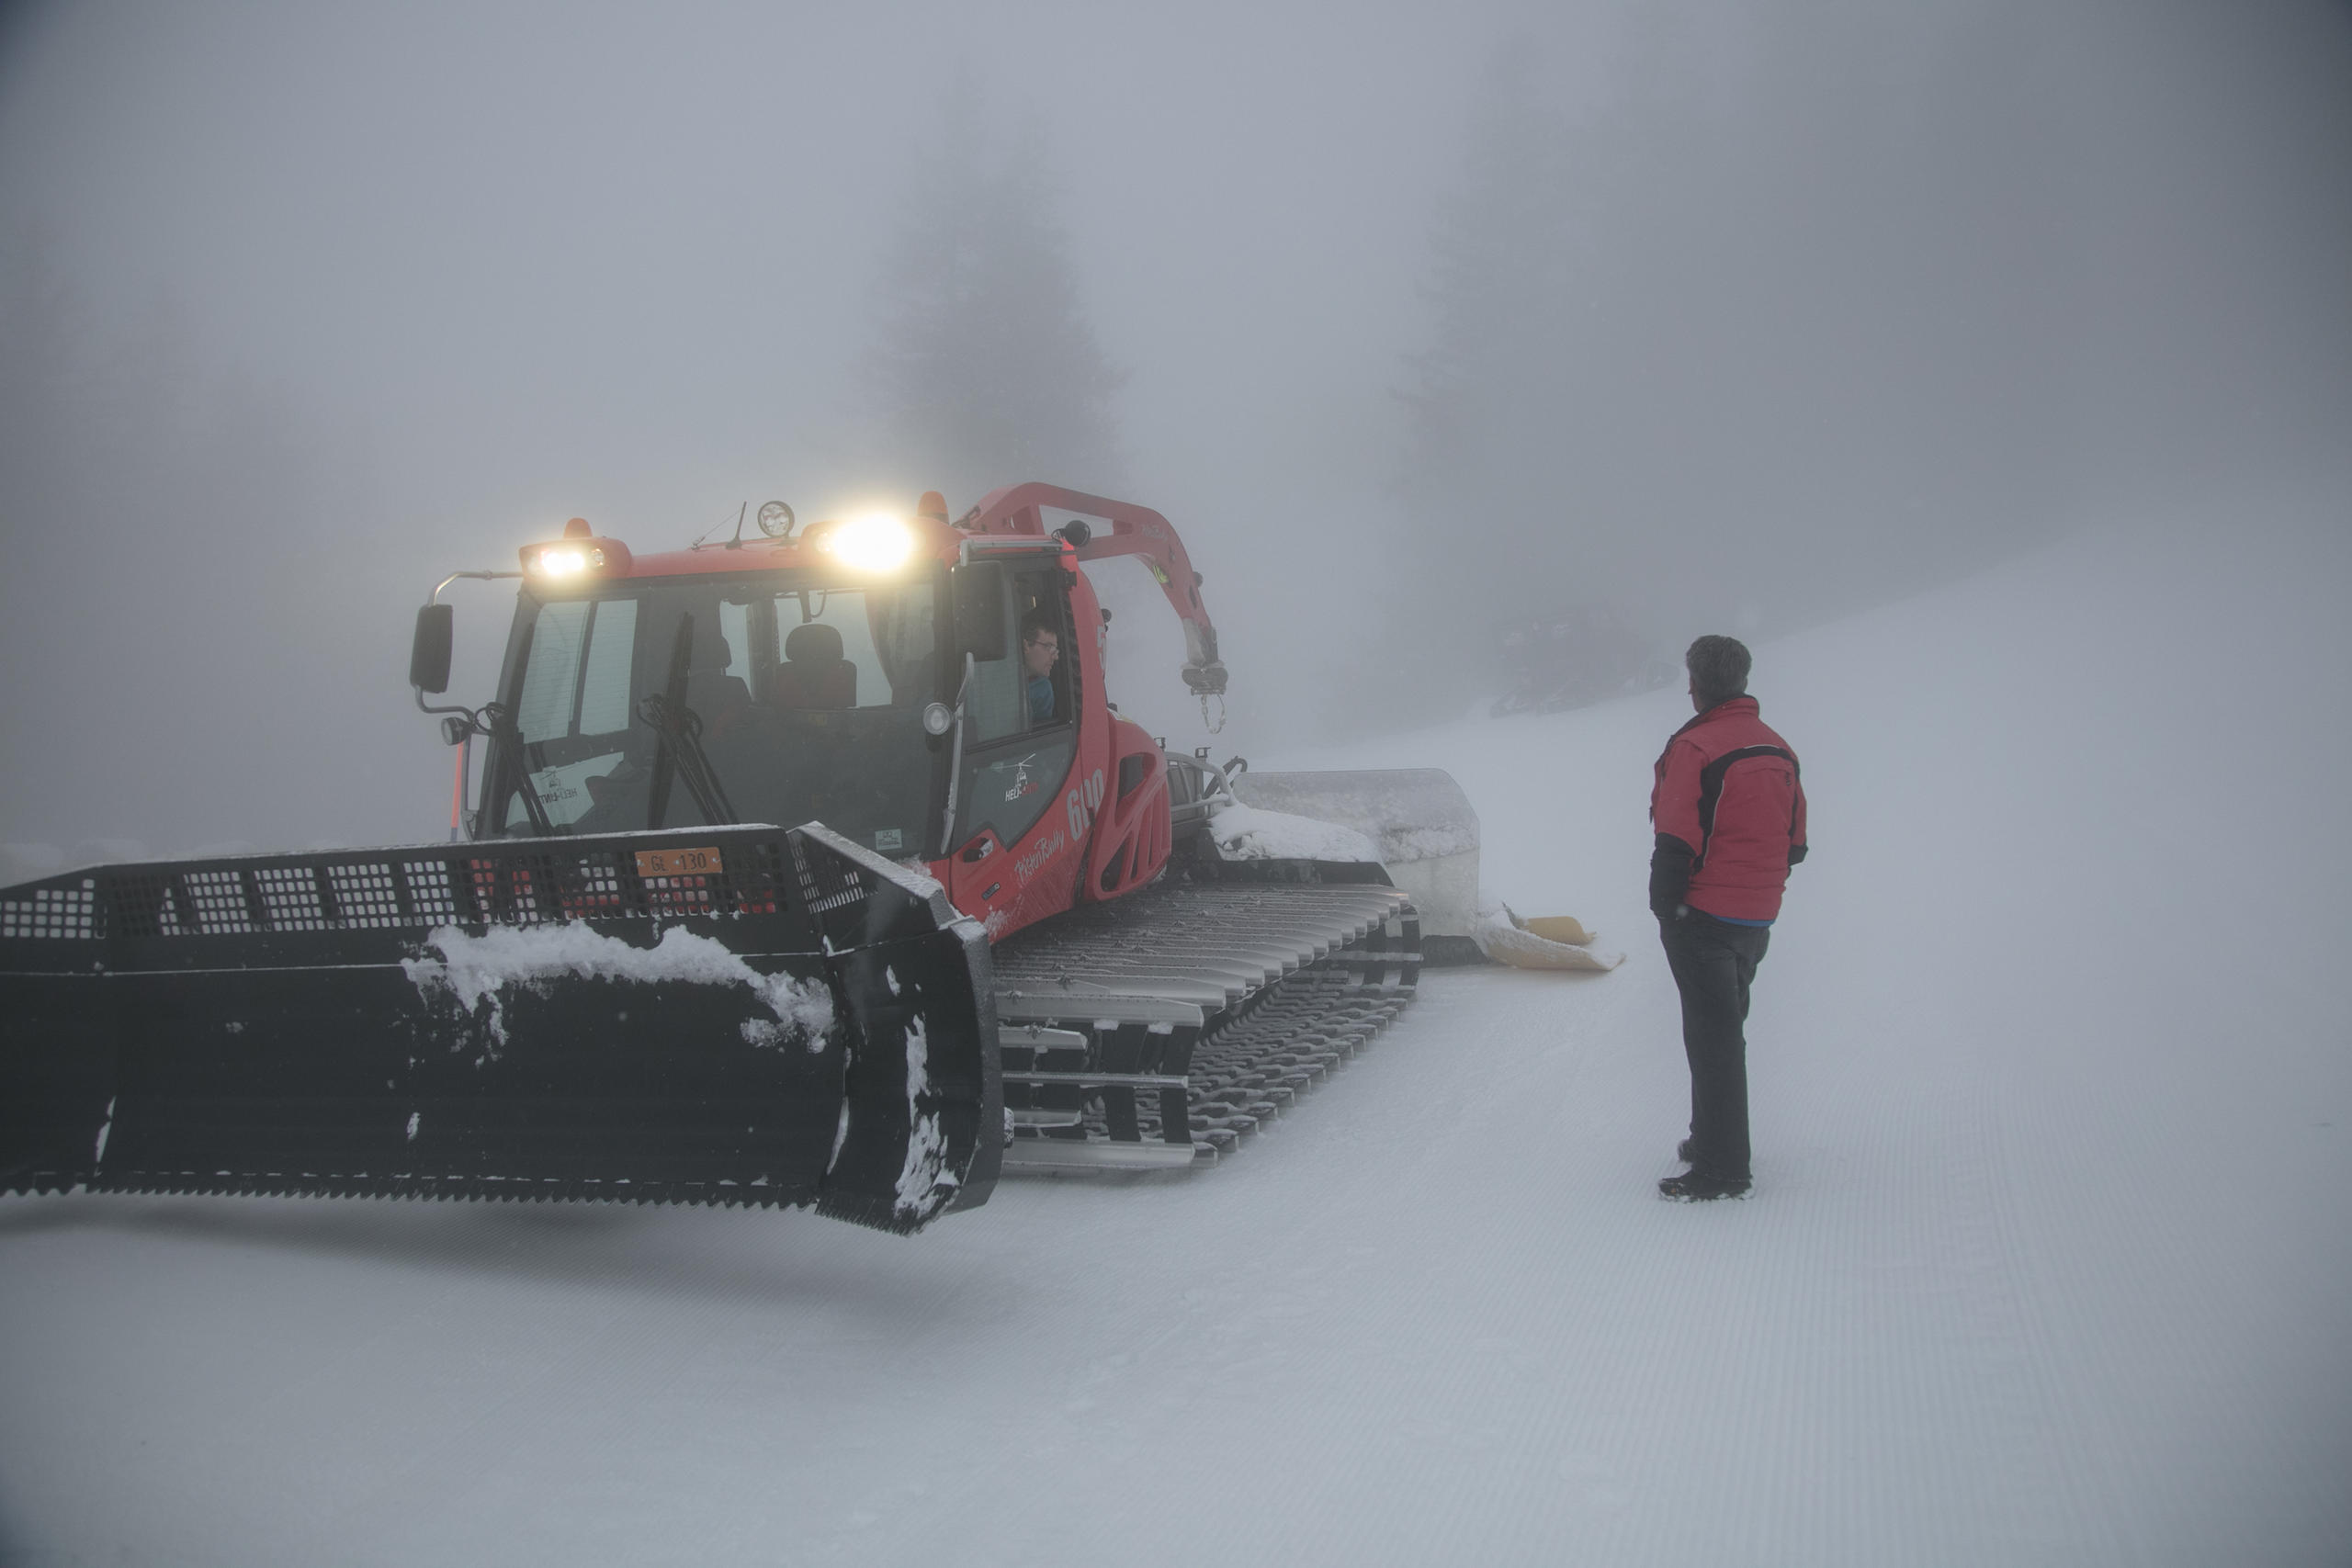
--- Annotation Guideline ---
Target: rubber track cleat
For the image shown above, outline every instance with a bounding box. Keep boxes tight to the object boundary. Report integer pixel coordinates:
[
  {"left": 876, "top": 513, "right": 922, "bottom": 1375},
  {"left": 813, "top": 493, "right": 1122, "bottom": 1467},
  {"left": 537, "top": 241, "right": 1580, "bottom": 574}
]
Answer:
[{"left": 1658, "top": 1169, "right": 1750, "bottom": 1201}]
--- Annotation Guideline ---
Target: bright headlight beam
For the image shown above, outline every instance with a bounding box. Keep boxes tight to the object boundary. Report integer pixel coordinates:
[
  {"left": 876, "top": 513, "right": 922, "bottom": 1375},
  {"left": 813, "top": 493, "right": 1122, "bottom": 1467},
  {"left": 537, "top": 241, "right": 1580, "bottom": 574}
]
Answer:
[
  {"left": 831, "top": 514, "right": 915, "bottom": 572},
  {"left": 535, "top": 547, "right": 589, "bottom": 576}
]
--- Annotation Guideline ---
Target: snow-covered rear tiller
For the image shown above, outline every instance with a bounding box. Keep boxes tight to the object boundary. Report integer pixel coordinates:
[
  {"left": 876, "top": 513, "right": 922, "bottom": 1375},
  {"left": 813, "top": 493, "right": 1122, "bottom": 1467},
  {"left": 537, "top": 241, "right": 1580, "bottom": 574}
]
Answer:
[{"left": 0, "top": 824, "right": 1000, "bottom": 1234}]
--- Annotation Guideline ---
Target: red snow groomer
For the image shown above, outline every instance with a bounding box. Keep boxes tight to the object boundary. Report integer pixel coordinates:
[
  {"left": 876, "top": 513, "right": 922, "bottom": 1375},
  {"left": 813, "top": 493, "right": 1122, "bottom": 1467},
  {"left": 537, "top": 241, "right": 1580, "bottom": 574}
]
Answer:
[{"left": 1, "top": 484, "right": 1477, "bottom": 1233}]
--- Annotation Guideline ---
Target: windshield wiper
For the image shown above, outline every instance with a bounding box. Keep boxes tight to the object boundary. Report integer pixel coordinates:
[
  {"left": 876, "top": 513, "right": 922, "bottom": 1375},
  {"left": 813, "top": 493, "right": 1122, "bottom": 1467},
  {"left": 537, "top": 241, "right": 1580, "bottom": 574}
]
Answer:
[
  {"left": 639, "top": 614, "right": 738, "bottom": 829},
  {"left": 482, "top": 702, "right": 556, "bottom": 837}
]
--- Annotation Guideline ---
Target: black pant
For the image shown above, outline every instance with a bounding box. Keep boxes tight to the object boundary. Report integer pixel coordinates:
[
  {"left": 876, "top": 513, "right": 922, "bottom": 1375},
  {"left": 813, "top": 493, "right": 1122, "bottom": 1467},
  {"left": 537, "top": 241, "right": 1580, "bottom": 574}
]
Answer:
[{"left": 1659, "top": 908, "right": 1771, "bottom": 1181}]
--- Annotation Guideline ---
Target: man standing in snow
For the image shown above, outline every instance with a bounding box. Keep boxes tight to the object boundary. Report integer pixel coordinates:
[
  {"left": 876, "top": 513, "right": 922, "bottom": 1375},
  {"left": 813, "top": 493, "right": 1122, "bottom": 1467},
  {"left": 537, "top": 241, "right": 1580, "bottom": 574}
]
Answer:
[{"left": 1649, "top": 636, "right": 1807, "bottom": 1201}]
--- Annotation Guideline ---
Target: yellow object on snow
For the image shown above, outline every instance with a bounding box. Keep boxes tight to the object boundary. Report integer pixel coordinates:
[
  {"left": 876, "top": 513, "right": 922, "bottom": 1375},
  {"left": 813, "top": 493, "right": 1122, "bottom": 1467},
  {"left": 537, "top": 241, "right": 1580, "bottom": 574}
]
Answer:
[
  {"left": 1515, "top": 913, "right": 1596, "bottom": 946},
  {"left": 1471, "top": 900, "right": 1625, "bottom": 973}
]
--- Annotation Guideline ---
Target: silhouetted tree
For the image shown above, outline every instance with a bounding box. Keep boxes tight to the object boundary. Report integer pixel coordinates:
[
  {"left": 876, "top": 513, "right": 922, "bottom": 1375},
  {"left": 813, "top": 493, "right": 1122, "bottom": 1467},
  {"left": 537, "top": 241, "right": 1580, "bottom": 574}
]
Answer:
[
  {"left": 865, "top": 83, "right": 1125, "bottom": 508},
  {"left": 1358, "top": 6, "right": 2106, "bottom": 736},
  {"left": 1377, "top": 44, "right": 1582, "bottom": 726}
]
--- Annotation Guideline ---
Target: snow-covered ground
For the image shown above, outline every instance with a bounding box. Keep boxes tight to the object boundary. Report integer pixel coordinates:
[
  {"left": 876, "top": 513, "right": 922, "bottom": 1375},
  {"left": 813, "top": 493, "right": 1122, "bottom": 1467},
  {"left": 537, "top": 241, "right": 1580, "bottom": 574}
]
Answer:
[{"left": 4, "top": 497, "right": 2348, "bottom": 1567}]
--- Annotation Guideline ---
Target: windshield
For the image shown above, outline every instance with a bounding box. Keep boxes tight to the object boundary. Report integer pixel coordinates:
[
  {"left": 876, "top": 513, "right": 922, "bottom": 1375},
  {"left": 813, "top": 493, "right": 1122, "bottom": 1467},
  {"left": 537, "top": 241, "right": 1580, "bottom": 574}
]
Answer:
[{"left": 486, "top": 570, "right": 945, "bottom": 857}]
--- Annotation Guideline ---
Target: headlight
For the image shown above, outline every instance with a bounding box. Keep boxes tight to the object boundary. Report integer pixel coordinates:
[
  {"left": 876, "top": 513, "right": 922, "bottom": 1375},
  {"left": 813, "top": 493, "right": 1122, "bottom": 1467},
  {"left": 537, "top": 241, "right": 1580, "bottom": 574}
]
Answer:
[
  {"left": 526, "top": 545, "right": 602, "bottom": 576},
  {"left": 821, "top": 513, "right": 915, "bottom": 572}
]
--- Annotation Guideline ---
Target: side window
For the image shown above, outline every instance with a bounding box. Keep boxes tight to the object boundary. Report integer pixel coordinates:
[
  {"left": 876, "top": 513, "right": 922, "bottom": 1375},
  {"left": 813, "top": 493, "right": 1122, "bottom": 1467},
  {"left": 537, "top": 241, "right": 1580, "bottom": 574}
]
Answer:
[
  {"left": 517, "top": 597, "right": 640, "bottom": 744},
  {"left": 965, "top": 571, "right": 1024, "bottom": 743},
  {"left": 954, "top": 563, "right": 1074, "bottom": 850},
  {"left": 1012, "top": 569, "right": 1070, "bottom": 729},
  {"left": 865, "top": 583, "right": 937, "bottom": 705},
  {"left": 506, "top": 597, "right": 640, "bottom": 831},
  {"left": 576, "top": 599, "right": 639, "bottom": 736},
  {"left": 965, "top": 565, "right": 1071, "bottom": 745},
  {"left": 718, "top": 600, "right": 752, "bottom": 688},
  {"left": 515, "top": 601, "right": 589, "bottom": 743}
]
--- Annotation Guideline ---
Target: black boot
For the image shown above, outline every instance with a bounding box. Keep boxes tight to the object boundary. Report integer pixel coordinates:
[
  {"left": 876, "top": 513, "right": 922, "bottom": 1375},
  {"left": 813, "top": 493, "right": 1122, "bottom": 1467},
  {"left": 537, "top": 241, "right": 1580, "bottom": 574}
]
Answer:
[{"left": 1658, "top": 1169, "right": 1750, "bottom": 1201}]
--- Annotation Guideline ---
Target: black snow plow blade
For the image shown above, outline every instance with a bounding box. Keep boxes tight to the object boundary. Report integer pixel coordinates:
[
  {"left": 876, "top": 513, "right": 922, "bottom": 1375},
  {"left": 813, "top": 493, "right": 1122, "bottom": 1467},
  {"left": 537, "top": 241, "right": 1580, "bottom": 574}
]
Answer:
[{"left": 0, "top": 824, "right": 1000, "bottom": 1234}]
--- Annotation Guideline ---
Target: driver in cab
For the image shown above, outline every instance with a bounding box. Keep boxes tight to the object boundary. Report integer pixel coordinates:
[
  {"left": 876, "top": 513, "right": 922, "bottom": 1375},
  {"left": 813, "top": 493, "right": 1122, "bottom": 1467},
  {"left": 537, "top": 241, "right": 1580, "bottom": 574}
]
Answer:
[{"left": 1022, "top": 612, "right": 1060, "bottom": 723}]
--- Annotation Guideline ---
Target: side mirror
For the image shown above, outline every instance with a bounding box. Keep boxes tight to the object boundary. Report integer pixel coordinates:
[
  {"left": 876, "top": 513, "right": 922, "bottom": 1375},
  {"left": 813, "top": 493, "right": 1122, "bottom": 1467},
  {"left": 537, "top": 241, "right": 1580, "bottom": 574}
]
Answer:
[
  {"left": 952, "top": 562, "right": 1008, "bottom": 663},
  {"left": 410, "top": 604, "right": 454, "bottom": 693}
]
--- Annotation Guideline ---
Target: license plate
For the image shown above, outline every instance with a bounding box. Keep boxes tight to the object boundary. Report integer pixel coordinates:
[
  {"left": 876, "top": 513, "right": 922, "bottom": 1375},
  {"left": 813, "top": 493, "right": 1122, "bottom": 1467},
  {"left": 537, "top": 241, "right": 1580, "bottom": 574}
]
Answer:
[{"left": 635, "top": 845, "right": 724, "bottom": 878}]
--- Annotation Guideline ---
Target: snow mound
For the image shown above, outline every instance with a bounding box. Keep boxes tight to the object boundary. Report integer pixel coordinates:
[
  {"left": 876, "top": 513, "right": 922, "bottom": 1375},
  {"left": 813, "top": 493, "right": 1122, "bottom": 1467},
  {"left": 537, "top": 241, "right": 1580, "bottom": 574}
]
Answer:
[
  {"left": 401, "top": 922, "right": 834, "bottom": 1047},
  {"left": 1205, "top": 802, "right": 1380, "bottom": 863}
]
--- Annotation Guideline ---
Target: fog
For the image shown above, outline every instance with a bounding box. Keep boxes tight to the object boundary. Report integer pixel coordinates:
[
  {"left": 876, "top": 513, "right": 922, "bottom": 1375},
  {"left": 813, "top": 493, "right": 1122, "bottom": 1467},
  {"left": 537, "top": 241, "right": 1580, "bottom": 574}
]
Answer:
[{"left": 2, "top": 0, "right": 2347, "bottom": 856}]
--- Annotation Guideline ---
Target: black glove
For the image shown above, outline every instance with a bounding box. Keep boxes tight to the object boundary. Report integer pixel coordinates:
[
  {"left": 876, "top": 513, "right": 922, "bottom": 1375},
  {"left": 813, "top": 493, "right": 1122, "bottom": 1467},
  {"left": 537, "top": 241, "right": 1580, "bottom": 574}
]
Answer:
[{"left": 1649, "top": 834, "right": 1694, "bottom": 919}]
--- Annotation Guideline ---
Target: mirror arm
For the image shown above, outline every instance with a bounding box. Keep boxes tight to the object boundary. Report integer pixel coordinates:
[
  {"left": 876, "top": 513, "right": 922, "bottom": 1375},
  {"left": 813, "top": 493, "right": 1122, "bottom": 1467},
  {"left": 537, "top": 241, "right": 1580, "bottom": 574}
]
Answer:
[
  {"left": 430, "top": 570, "right": 518, "bottom": 603},
  {"left": 413, "top": 687, "right": 478, "bottom": 723}
]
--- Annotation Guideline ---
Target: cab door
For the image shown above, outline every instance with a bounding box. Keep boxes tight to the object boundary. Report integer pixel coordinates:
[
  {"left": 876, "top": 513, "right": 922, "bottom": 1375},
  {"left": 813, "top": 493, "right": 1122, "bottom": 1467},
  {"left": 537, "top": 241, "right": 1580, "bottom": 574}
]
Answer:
[{"left": 944, "top": 557, "right": 1081, "bottom": 935}]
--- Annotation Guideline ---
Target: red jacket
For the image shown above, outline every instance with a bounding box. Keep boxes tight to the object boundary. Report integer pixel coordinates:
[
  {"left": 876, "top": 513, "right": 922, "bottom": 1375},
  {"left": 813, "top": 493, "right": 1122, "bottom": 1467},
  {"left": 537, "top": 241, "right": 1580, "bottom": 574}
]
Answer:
[{"left": 1649, "top": 696, "right": 1807, "bottom": 922}]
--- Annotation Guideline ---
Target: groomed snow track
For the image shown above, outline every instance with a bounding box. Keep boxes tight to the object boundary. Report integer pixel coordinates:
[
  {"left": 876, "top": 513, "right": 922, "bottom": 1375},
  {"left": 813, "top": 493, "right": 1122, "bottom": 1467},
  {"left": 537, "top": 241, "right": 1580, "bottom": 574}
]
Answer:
[{"left": 989, "top": 876, "right": 1419, "bottom": 1171}]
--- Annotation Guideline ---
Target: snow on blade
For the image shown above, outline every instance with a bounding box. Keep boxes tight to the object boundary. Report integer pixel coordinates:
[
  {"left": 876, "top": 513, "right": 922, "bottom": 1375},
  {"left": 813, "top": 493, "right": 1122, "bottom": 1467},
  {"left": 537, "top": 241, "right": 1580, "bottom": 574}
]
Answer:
[
  {"left": 893, "top": 1015, "right": 957, "bottom": 1219},
  {"left": 902, "top": 1013, "right": 932, "bottom": 1101},
  {"left": 826, "top": 1101, "right": 851, "bottom": 1175},
  {"left": 401, "top": 922, "right": 833, "bottom": 1048},
  {"left": 1205, "top": 801, "right": 1380, "bottom": 863},
  {"left": 895, "top": 1113, "right": 953, "bottom": 1219}
]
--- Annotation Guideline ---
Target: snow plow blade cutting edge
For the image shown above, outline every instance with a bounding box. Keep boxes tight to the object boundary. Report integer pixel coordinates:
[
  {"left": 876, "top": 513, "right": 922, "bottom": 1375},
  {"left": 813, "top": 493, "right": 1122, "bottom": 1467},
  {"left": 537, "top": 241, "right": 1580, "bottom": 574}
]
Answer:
[{"left": 0, "top": 823, "right": 1001, "bottom": 1235}]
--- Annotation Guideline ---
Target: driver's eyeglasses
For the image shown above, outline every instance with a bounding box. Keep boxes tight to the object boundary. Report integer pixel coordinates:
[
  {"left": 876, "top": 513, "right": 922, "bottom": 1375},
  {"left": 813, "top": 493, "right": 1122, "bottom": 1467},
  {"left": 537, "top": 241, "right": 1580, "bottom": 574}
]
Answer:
[{"left": 1026, "top": 637, "right": 1058, "bottom": 655}]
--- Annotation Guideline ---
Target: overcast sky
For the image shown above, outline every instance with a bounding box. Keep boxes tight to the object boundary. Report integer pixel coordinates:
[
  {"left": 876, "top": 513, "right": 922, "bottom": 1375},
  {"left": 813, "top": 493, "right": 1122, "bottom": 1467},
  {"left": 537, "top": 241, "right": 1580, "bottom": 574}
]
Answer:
[
  {"left": 0, "top": 0, "right": 1491, "bottom": 513},
  {"left": 2, "top": 0, "right": 2346, "bottom": 856}
]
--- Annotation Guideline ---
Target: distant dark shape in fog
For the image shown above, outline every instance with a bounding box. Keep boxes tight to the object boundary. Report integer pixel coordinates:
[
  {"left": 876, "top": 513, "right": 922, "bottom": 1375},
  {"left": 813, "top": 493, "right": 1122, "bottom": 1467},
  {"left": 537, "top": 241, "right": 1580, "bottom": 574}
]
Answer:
[
  {"left": 864, "top": 77, "right": 1126, "bottom": 511},
  {"left": 1356, "top": 1, "right": 2352, "bottom": 732}
]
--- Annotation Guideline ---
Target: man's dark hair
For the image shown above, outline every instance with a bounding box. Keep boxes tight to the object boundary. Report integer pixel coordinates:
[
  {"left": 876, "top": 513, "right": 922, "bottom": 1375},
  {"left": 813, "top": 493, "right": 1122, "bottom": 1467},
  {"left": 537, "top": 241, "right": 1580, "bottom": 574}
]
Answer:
[
  {"left": 1686, "top": 635, "right": 1751, "bottom": 708},
  {"left": 1021, "top": 609, "right": 1058, "bottom": 644}
]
